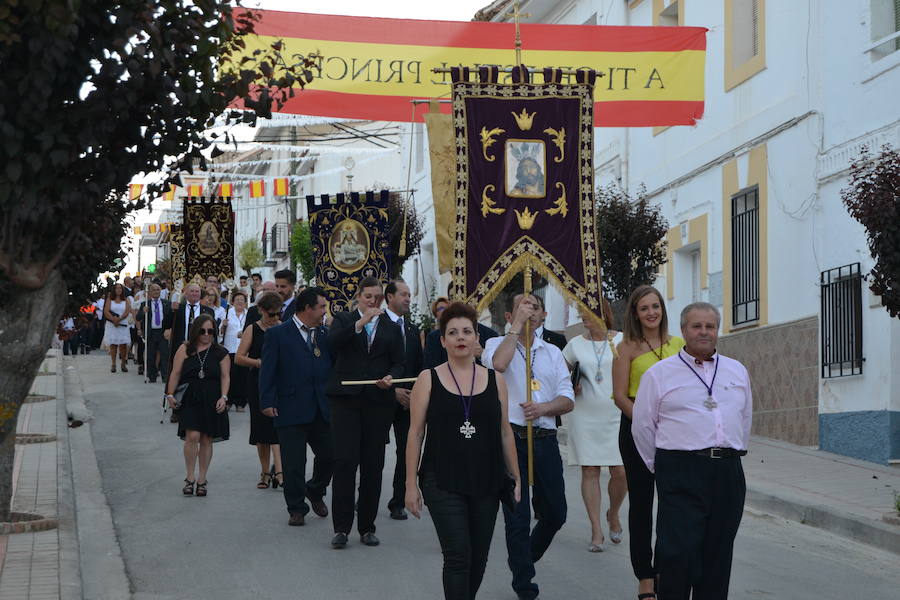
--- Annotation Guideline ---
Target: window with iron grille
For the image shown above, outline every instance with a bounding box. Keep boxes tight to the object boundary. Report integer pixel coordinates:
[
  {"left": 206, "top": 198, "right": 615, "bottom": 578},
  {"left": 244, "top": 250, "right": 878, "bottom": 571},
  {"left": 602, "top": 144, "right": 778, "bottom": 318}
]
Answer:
[
  {"left": 731, "top": 186, "right": 759, "bottom": 326},
  {"left": 820, "top": 263, "right": 864, "bottom": 378}
]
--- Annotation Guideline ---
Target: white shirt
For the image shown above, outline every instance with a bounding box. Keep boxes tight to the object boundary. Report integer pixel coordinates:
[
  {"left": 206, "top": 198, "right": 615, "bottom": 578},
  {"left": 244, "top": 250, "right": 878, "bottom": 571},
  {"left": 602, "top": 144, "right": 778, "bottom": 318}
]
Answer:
[
  {"left": 292, "top": 315, "right": 318, "bottom": 345},
  {"left": 632, "top": 350, "right": 753, "bottom": 473},
  {"left": 222, "top": 306, "right": 247, "bottom": 353},
  {"left": 482, "top": 334, "right": 574, "bottom": 430},
  {"left": 160, "top": 288, "right": 170, "bottom": 300}
]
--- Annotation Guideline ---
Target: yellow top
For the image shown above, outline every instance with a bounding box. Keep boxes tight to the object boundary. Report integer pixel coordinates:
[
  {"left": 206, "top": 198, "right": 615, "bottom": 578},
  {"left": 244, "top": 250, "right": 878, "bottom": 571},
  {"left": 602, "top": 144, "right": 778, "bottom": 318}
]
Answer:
[{"left": 628, "top": 336, "right": 685, "bottom": 398}]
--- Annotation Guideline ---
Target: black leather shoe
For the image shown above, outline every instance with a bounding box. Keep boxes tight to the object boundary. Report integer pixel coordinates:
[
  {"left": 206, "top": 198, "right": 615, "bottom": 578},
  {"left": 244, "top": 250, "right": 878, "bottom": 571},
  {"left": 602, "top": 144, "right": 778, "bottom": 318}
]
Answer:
[
  {"left": 516, "top": 592, "right": 539, "bottom": 600},
  {"left": 389, "top": 506, "right": 408, "bottom": 520},
  {"left": 360, "top": 532, "right": 380, "bottom": 546},
  {"left": 307, "top": 493, "right": 328, "bottom": 518},
  {"left": 331, "top": 532, "right": 348, "bottom": 549},
  {"left": 288, "top": 512, "right": 305, "bottom": 526}
]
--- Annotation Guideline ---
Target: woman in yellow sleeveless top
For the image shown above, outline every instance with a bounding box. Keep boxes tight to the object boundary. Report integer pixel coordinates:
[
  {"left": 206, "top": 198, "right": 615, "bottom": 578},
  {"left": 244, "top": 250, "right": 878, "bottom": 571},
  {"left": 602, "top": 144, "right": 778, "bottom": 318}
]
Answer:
[{"left": 612, "top": 286, "right": 684, "bottom": 600}]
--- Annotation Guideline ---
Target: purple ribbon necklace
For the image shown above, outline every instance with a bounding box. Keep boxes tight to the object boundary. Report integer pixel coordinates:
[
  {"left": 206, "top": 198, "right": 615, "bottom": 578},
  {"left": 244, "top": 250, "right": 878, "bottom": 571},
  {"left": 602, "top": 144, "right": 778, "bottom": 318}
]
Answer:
[{"left": 448, "top": 362, "right": 477, "bottom": 439}]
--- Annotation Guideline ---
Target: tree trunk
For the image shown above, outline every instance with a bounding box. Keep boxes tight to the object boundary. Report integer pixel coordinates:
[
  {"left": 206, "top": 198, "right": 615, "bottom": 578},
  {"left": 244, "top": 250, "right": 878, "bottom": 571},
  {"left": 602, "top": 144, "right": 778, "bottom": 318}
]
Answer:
[{"left": 0, "top": 270, "right": 67, "bottom": 521}]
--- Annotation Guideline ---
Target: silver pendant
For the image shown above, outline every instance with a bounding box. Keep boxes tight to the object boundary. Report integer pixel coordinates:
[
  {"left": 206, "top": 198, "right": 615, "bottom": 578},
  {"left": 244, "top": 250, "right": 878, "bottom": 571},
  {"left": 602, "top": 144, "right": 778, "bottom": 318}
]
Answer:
[
  {"left": 313, "top": 347, "right": 321, "bottom": 357},
  {"left": 704, "top": 395, "right": 717, "bottom": 410},
  {"left": 459, "top": 421, "right": 476, "bottom": 439},
  {"left": 595, "top": 371, "right": 603, "bottom": 383},
  {"left": 198, "top": 369, "right": 205, "bottom": 379}
]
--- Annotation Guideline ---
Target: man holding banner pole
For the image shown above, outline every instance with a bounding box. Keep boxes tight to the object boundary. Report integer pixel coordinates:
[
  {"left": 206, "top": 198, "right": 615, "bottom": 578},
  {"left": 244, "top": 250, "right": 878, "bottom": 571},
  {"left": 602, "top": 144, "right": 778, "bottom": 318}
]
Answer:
[{"left": 482, "top": 293, "right": 574, "bottom": 600}]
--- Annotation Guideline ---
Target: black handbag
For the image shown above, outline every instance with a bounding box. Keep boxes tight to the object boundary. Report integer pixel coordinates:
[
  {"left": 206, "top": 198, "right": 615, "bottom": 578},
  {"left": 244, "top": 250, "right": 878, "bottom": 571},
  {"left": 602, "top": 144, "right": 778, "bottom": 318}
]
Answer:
[
  {"left": 570, "top": 361, "right": 582, "bottom": 389},
  {"left": 172, "top": 383, "right": 189, "bottom": 410},
  {"left": 500, "top": 471, "right": 518, "bottom": 512}
]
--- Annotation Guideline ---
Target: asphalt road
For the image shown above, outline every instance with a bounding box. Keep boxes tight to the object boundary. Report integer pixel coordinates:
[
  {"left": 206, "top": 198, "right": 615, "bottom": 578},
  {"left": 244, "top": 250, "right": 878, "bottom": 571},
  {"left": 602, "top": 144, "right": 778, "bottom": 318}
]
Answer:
[{"left": 74, "top": 353, "right": 899, "bottom": 600}]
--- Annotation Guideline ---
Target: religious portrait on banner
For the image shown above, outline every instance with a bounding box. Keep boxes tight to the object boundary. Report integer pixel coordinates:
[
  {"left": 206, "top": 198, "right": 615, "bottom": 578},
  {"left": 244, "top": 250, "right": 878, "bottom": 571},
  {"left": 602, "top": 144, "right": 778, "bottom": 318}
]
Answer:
[
  {"left": 306, "top": 190, "right": 391, "bottom": 313},
  {"left": 506, "top": 140, "right": 546, "bottom": 199},
  {"left": 329, "top": 219, "right": 370, "bottom": 272},
  {"left": 183, "top": 198, "right": 235, "bottom": 282},
  {"left": 198, "top": 220, "right": 222, "bottom": 256}
]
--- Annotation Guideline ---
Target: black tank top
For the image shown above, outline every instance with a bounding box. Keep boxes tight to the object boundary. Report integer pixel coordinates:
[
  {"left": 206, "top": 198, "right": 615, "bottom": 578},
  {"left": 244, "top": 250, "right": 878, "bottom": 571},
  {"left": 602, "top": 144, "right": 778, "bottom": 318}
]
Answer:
[{"left": 421, "top": 368, "right": 504, "bottom": 497}]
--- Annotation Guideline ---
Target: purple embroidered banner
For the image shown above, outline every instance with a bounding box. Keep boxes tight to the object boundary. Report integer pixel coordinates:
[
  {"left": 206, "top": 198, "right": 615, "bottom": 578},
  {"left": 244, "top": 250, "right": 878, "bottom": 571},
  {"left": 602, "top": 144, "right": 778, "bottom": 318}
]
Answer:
[{"left": 450, "top": 70, "right": 604, "bottom": 321}]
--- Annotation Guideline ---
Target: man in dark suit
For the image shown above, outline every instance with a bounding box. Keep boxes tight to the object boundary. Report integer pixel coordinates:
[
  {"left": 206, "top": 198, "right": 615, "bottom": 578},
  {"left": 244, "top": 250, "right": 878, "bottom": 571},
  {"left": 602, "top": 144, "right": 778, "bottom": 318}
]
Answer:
[
  {"left": 422, "top": 319, "right": 498, "bottom": 369},
  {"left": 136, "top": 283, "right": 172, "bottom": 383},
  {"left": 326, "top": 276, "right": 405, "bottom": 549},
  {"left": 274, "top": 269, "right": 297, "bottom": 321},
  {"left": 534, "top": 295, "right": 567, "bottom": 351},
  {"left": 260, "top": 287, "right": 334, "bottom": 527},
  {"left": 382, "top": 280, "right": 423, "bottom": 521}
]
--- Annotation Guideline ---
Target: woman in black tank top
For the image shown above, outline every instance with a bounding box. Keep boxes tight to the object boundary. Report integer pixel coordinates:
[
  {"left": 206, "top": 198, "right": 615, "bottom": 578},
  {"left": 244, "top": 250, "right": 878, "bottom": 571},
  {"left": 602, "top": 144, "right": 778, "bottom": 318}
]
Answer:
[{"left": 406, "top": 303, "right": 520, "bottom": 600}]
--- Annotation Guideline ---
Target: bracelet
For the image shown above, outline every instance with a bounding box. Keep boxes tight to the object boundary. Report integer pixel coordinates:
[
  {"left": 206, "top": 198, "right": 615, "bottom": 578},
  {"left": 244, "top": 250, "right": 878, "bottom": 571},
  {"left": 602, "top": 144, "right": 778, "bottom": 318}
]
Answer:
[
  {"left": 164, "top": 394, "right": 174, "bottom": 400},
  {"left": 508, "top": 330, "right": 521, "bottom": 336}
]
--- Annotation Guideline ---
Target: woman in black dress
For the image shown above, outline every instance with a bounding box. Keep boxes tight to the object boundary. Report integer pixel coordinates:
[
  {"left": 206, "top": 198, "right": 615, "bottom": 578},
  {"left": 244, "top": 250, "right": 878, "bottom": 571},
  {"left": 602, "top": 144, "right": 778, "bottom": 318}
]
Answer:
[
  {"left": 165, "top": 314, "right": 230, "bottom": 497},
  {"left": 235, "top": 291, "right": 284, "bottom": 489},
  {"left": 405, "top": 302, "right": 520, "bottom": 600}
]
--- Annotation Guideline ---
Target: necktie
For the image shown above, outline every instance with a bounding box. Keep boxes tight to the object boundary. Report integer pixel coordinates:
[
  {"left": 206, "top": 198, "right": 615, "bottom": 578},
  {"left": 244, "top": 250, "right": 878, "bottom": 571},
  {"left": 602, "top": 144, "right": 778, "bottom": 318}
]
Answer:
[
  {"left": 301, "top": 325, "right": 313, "bottom": 351},
  {"left": 153, "top": 300, "right": 161, "bottom": 327},
  {"left": 364, "top": 321, "right": 375, "bottom": 349},
  {"left": 395, "top": 316, "right": 404, "bottom": 339},
  {"left": 188, "top": 304, "right": 196, "bottom": 329}
]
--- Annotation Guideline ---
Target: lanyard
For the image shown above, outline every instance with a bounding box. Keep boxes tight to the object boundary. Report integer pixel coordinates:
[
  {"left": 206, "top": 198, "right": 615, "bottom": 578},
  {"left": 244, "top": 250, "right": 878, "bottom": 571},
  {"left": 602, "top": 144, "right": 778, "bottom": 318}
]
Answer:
[{"left": 676, "top": 352, "right": 719, "bottom": 399}]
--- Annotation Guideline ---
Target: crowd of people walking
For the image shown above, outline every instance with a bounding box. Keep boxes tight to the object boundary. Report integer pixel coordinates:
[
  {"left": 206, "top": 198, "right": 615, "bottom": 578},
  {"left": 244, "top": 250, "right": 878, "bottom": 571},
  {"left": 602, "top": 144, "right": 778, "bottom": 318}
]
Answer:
[{"left": 69, "top": 272, "right": 752, "bottom": 600}]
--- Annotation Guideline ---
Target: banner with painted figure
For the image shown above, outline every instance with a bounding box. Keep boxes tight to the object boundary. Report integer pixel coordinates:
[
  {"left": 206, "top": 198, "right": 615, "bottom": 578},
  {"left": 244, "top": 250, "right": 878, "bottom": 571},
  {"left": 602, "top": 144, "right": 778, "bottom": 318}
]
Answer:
[
  {"left": 182, "top": 198, "right": 235, "bottom": 284},
  {"left": 450, "top": 66, "right": 604, "bottom": 323},
  {"left": 306, "top": 190, "right": 391, "bottom": 313},
  {"left": 235, "top": 11, "right": 707, "bottom": 127}
]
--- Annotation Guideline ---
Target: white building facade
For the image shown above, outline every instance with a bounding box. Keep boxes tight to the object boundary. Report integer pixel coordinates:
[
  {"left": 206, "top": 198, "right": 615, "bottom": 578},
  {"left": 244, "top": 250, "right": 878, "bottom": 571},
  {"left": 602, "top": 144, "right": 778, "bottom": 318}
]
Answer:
[{"left": 402, "top": 0, "right": 899, "bottom": 463}]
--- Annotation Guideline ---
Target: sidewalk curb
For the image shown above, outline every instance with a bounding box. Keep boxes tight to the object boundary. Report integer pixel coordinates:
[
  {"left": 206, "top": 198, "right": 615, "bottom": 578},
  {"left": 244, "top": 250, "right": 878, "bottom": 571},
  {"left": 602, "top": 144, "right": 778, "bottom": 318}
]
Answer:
[
  {"left": 64, "top": 360, "right": 133, "bottom": 599},
  {"left": 745, "top": 484, "right": 900, "bottom": 555},
  {"left": 57, "top": 359, "right": 82, "bottom": 600}
]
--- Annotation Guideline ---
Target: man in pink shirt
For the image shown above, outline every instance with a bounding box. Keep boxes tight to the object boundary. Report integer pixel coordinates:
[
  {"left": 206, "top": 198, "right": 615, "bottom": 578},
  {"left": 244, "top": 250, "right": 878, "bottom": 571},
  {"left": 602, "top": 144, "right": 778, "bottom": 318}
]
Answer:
[{"left": 633, "top": 302, "right": 752, "bottom": 600}]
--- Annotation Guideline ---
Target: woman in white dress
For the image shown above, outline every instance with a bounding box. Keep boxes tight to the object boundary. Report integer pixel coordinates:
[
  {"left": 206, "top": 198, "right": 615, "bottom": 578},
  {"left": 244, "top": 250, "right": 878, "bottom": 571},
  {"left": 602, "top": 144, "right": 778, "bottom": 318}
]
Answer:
[
  {"left": 562, "top": 301, "right": 626, "bottom": 552},
  {"left": 220, "top": 291, "right": 249, "bottom": 411},
  {"left": 103, "top": 283, "right": 134, "bottom": 373}
]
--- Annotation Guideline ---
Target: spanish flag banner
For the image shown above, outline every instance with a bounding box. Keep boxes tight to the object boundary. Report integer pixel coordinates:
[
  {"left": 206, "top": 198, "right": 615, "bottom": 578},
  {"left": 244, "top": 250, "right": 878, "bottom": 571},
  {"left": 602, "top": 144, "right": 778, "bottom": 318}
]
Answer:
[
  {"left": 233, "top": 11, "right": 707, "bottom": 127},
  {"left": 148, "top": 224, "right": 157, "bottom": 234},
  {"left": 188, "top": 184, "right": 203, "bottom": 197},
  {"left": 217, "top": 183, "right": 234, "bottom": 197},
  {"left": 164, "top": 186, "right": 177, "bottom": 202},
  {"left": 129, "top": 184, "right": 143, "bottom": 200},
  {"left": 133, "top": 226, "right": 142, "bottom": 235},
  {"left": 159, "top": 223, "right": 169, "bottom": 233},
  {"left": 273, "top": 177, "right": 289, "bottom": 196},
  {"left": 249, "top": 180, "right": 266, "bottom": 198}
]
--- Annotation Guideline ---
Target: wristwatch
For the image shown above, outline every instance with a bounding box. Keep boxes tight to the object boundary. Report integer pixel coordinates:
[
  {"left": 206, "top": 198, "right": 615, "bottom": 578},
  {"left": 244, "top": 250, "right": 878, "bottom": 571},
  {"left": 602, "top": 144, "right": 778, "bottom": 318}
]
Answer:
[{"left": 220, "top": 395, "right": 228, "bottom": 401}]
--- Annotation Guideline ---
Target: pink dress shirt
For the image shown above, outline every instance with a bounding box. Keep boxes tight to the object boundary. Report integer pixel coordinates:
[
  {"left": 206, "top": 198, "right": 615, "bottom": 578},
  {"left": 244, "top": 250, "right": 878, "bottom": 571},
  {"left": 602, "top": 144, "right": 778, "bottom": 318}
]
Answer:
[{"left": 632, "top": 350, "right": 752, "bottom": 473}]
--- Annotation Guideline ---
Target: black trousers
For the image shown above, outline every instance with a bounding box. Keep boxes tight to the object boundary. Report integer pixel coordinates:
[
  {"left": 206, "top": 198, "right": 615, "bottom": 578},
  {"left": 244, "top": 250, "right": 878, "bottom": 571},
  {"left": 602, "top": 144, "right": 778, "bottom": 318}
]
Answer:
[
  {"left": 619, "top": 416, "right": 656, "bottom": 581},
  {"left": 654, "top": 450, "right": 746, "bottom": 600},
  {"left": 145, "top": 329, "right": 169, "bottom": 382},
  {"left": 329, "top": 392, "right": 395, "bottom": 534},
  {"left": 130, "top": 328, "right": 144, "bottom": 363},
  {"left": 422, "top": 471, "right": 500, "bottom": 600},
  {"left": 277, "top": 412, "right": 334, "bottom": 516},
  {"left": 388, "top": 404, "right": 410, "bottom": 511}
]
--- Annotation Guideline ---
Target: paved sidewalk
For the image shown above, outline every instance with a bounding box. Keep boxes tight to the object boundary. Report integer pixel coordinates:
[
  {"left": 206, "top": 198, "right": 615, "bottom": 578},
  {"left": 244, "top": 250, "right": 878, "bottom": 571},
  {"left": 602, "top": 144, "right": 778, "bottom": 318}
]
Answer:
[
  {"left": 0, "top": 350, "right": 79, "bottom": 600},
  {"left": 743, "top": 436, "right": 900, "bottom": 554}
]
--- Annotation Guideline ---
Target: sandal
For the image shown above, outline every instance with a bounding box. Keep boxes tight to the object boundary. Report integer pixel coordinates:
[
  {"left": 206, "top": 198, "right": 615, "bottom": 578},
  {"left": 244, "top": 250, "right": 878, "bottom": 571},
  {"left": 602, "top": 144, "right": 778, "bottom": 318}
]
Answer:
[
  {"left": 272, "top": 472, "right": 283, "bottom": 489},
  {"left": 196, "top": 481, "right": 208, "bottom": 497},
  {"left": 121, "top": 361, "right": 128, "bottom": 373},
  {"left": 182, "top": 479, "right": 195, "bottom": 495},
  {"left": 257, "top": 472, "right": 271, "bottom": 489},
  {"left": 608, "top": 510, "right": 623, "bottom": 544}
]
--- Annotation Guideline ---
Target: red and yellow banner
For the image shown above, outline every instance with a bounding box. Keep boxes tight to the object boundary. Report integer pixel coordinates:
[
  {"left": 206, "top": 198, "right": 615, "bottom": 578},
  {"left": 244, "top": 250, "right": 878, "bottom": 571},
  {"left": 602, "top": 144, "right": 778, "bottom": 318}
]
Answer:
[
  {"left": 218, "top": 183, "right": 234, "bottom": 197},
  {"left": 236, "top": 11, "right": 706, "bottom": 127},
  {"left": 187, "top": 184, "right": 203, "bottom": 197},
  {"left": 129, "top": 184, "right": 143, "bottom": 200},
  {"left": 164, "top": 185, "right": 177, "bottom": 201},
  {"left": 133, "top": 226, "right": 141, "bottom": 235},
  {"left": 249, "top": 180, "right": 265, "bottom": 198},
  {"left": 273, "top": 177, "right": 289, "bottom": 196}
]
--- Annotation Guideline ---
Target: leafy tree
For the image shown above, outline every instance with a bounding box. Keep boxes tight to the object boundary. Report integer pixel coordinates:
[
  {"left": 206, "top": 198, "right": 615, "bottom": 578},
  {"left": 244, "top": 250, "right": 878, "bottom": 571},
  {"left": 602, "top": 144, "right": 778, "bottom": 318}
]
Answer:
[
  {"left": 290, "top": 220, "right": 315, "bottom": 284},
  {"left": 237, "top": 237, "right": 265, "bottom": 278},
  {"left": 387, "top": 193, "right": 425, "bottom": 279},
  {"left": 0, "top": 1, "right": 314, "bottom": 521},
  {"left": 596, "top": 185, "right": 669, "bottom": 323},
  {"left": 841, "top": 145, "right": 900, "bottom": 317}
]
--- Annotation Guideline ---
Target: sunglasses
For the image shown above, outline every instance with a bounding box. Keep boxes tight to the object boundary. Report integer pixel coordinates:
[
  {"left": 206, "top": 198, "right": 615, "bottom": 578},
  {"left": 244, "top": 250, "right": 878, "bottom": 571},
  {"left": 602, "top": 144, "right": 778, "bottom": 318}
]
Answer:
[
  {"left": 199, "top": 328, "right": 215, "bottom": 334},
  {"left": 266, "top": 311, "right": 281, "bottom": 318}
]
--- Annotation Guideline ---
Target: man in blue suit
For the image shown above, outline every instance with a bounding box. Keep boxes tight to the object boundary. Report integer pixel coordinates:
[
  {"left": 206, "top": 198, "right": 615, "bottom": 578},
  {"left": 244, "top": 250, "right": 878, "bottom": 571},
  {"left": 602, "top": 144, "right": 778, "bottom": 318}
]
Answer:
[{"left": 260, "top": 287, "right": 334, "bottom": 527}]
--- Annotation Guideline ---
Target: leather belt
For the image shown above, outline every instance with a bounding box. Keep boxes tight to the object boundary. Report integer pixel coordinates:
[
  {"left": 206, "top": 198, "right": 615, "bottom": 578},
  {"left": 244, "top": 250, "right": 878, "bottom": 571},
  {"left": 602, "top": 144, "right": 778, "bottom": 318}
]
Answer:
[
  {"left": 662, "top": 447, "right": 747, "bottom": 459},
  {"left": 511, "top": 424, "right": 557, "bottom": 439}
]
